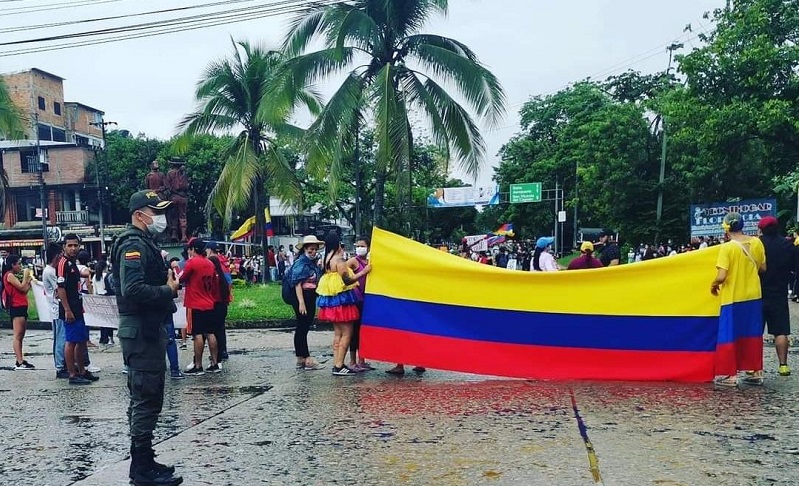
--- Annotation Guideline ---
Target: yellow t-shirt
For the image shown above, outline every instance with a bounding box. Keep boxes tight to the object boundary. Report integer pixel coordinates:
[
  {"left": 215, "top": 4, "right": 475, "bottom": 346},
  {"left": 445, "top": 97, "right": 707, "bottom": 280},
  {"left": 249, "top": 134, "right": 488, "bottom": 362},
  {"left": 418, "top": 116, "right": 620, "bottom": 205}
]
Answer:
[{"left": 715, "top": 237, "right": 766, "bottom": 305}]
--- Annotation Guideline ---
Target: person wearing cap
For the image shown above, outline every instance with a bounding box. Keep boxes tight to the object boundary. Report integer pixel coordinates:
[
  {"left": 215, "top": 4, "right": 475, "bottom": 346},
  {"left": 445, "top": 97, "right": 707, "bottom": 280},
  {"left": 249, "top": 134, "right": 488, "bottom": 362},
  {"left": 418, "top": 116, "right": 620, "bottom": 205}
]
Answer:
[
  {"left": 567, "top": 242, "right": 604, "bottom": 270},
  {"left": 110, "top": 190, "right": 182, "bottom": 486},
  {"left": 758, "top": 216, "right": 795, "bottom": 377},
  {"left": 710, "top": 211, "right": 766, "bottom": 387},
  {"left": 182, "top": 238, "right": 221, "bottom": 375},
  {"left": 597, "top": 229, "right": 620, "bottom": 267},
  {"left": 284, "top": 235, "right": 324, "bottom": 370},
  {"left": 531, "top": 237, "right": 558, "bottom": 272}
]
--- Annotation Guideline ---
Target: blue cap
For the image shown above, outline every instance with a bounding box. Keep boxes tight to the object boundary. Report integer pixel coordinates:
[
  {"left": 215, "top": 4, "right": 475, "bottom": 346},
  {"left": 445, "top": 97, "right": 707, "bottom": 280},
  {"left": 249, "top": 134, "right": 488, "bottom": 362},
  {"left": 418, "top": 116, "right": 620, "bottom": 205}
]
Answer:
[
  {"left": 536, "top": 237, "right": 555, "bottom": 249},
  {"left": 206, "top": 241, "right": 219, "bottom": 251}
]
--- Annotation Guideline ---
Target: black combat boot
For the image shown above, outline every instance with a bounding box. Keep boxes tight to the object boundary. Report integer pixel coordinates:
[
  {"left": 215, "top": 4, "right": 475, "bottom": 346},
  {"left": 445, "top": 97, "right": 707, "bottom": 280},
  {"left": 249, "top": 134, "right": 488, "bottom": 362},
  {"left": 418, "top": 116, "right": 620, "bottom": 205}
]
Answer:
[
  {"left": 129, "top": 446, "right": 183, "bottom": 486},
  {"left": 129, "top": 445, "right": 176, "bottom": 479}
]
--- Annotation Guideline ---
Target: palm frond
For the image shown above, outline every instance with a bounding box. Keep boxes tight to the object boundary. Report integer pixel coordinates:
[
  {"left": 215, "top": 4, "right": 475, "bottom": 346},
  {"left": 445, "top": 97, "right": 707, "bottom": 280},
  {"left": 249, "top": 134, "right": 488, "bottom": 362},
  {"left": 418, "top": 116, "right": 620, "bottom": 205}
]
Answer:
[
  {"left": 407, "top": 39, "right": 506, "bottom": 127},
  {"left": 371, "top": 63, "right": 411, "bottom": 173}
]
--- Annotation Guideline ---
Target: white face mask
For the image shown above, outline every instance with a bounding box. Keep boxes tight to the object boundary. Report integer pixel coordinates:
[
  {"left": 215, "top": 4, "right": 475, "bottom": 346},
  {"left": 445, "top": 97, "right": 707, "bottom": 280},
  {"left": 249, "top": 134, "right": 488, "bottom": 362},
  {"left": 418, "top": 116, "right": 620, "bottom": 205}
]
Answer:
[
  {"left": 142, "top": 212, "right": 167, "bottom": 234},
  {"left": 355, "top": 247, "right": 368, "bottom": 257}
]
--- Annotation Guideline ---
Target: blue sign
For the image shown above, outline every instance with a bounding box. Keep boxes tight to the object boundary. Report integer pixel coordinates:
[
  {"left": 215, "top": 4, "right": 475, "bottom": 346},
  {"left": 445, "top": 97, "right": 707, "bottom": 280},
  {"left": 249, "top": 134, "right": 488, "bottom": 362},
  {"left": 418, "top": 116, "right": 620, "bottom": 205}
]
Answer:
[{"left": 690, "top": 199, "right": 777, "bottom": 237}]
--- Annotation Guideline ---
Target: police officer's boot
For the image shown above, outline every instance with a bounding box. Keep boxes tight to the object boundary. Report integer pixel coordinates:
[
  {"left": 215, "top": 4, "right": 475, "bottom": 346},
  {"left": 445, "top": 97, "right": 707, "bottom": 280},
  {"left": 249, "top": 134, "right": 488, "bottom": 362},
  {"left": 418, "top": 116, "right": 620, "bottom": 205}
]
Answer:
[
  {"left": 129, "top": 445, "right": 176, "bottom": 479},
  {"left": 129, "top": 446, "right": 183, "bottom": 486}
]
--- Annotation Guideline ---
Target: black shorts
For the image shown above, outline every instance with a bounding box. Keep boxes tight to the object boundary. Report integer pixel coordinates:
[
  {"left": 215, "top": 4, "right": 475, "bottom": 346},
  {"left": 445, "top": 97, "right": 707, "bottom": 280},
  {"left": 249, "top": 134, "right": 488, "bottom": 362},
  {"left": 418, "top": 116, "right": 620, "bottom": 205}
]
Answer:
[
  {"left": 9, "top": 306, "right": 28, "bottom": 319},
  {"left": 190, "top": 309, "right": 218, "bottom": 335},
  {"left": 762, "top": 298, "right": 790, "bottom": 336}
]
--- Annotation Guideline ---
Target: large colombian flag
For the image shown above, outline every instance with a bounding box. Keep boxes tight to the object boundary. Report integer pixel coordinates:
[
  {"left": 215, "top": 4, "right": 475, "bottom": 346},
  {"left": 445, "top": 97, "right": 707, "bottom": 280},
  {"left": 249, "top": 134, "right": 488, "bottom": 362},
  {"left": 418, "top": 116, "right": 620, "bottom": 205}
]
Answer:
[{"left": 360, "top": 229, "right": 763, "bottom": 383}]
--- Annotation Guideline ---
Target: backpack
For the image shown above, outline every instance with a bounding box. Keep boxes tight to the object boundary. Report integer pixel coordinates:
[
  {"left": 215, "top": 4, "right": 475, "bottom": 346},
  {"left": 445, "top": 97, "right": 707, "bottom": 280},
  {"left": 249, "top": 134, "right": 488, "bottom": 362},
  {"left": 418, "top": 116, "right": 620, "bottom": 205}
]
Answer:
[
  {"left": 0, "top": 271, "right": 8, "bottom": 311},
  {"left": 281, "top": 262, "right": 298, "bottom": 306}
]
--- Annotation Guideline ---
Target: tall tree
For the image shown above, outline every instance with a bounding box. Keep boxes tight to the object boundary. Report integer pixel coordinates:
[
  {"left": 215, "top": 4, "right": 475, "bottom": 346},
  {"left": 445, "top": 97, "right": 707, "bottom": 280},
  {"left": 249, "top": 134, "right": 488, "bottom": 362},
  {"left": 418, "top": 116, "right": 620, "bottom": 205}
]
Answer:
[
  {"left": 178, "top": 39, "right": 321, "bottom": 254},
  {"left": 282, "top": 0, "right": 505, "bottom": 229},
  {"left": 0, "top": 76, "right": 23, "bottom": 215}
]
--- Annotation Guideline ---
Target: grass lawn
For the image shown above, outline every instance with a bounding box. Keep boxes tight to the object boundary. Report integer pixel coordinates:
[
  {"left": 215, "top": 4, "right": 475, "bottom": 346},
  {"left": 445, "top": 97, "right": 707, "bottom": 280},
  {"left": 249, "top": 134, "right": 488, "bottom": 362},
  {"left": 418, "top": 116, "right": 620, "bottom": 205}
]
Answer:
[
  {"left": 8, "top": 283, "right": 293, "bottom": 325},
  {"left": 228, "top": 282, "right": 294, "bottom": 322}
]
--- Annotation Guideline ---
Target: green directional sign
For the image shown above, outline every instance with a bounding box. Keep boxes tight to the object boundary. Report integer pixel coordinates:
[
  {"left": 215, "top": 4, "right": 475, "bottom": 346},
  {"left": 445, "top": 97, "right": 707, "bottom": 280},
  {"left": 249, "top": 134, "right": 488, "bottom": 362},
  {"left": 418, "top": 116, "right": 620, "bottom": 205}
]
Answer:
[{"left": 510, "top": 183, "right": 542, "bottom": 203}]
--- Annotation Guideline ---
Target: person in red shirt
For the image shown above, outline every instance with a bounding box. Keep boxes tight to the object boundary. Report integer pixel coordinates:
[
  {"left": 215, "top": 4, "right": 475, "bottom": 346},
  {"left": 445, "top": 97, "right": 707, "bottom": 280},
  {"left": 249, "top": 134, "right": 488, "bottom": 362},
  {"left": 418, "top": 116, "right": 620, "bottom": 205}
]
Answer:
[
  {"left": 267, "top": 245, "right": 278, "bottom": 282},
  {"left": 567, "top": 242, "right": 604, "bottom": 270},
  {"left": 206, "top": 241, "right": 232, "bottom": 360},
  {"left": 181, "top": 238, "right": 221, "bottom": 375},
  {"left": 3, "top": 255, "right": 33, "bottom": 370}
]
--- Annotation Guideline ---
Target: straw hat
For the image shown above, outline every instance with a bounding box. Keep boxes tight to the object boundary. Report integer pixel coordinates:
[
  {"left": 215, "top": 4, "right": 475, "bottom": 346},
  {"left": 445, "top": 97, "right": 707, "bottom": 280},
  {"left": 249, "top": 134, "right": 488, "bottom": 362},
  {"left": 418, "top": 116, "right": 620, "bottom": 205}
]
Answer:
[{"left": 296, "top": 235, "right": 324, "bottom": 250}]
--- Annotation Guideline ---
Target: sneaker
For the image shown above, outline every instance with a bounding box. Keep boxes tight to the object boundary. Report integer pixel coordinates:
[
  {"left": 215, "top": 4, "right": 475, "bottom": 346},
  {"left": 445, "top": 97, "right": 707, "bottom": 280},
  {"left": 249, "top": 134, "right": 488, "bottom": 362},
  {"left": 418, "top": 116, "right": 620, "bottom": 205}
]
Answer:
[
  {"left": 121, "top": 367, "right": 129, "bottom": 374},
  {"left": 332, "top": 366, "right": 357, "bottom": 376},
  {"left": 170, "top": 370, "right": 186, "bottom": 379},
  {"left": 352, "top": 363, "right": 370, "bottom": 373},
  {"left": 184, "top": 364, "right": 205, "bottom": 376},
  {"left": 304, "top": 362, "right": 325, "bottom": 371},
  {"left": 68, "top": 375, "right": 92, "bottom": 385},
  {"left": 86, "top": 365, "right": 101, "bottom": 373},
  {"left": 412, "top": 366, "right": 427, "bottom": 373},
  {"left": 296, "top": 362, "right": 306, "bottom": 370},
  {"left": 219, "top": 353, "right": 229, "bottom": 361},
  {"left": 55, "top": 369, "right": 70, "bottom": 379},
  {"left": 779, "top": 365, "right": 791, "bottom": 376},
  {"left": 179, "top": 342, "right": 187, "bottom": 350},
  {"left": 360, "top": 361, "right": 376, "bottom": 370},
  {"left": 207, "top": 363, "right": 222, "bottom": 373},
  {"left": 81, "top": 371, "right": 100, "bottom": 382},
  {"left": 14, "top": 360, "right": 35, "bottom": 370}
]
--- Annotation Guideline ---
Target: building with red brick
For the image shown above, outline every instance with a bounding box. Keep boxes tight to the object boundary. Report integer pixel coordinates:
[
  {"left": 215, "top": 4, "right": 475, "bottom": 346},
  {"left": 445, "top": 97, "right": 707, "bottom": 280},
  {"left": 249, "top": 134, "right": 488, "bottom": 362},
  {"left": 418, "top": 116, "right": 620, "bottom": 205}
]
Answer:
[{"left": 0, "top": 68, "right": 112, "bottom": 257}]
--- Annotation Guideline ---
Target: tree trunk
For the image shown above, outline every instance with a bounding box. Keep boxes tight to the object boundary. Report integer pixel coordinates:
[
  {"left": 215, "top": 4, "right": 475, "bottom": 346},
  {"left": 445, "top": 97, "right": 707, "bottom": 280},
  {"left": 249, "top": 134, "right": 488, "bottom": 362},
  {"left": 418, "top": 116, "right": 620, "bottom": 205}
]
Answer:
[{"left": 372, "top": 167, "right": 387, "bottom": 230}]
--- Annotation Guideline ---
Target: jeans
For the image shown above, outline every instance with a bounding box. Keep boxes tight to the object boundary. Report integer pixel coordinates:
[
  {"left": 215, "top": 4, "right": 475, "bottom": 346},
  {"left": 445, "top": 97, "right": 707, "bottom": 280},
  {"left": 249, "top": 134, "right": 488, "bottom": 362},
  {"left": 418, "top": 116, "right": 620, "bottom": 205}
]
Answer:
[
  {"left": 269, "top": 266, "right": 278, "bottom": 282},
  {"left": 53, "top": 319, "right": 66, "bottom": 370},
  {"left": 165, "top": 316, "right": 179, "bottom": 373}
]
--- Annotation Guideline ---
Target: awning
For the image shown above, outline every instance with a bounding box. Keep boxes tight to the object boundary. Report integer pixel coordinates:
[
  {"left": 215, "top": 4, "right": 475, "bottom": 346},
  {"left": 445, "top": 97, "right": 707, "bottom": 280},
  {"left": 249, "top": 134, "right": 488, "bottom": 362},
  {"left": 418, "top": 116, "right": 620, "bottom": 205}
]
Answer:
[{"left": 0, "top": 239, "right": 44, "bottom": 247}]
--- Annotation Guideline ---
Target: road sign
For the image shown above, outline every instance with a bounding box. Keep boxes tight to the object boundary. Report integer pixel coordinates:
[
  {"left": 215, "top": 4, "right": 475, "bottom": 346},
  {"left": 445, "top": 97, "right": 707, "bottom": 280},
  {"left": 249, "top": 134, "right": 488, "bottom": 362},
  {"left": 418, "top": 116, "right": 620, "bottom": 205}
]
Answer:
[
  {"left": 510, "top": 183, "right": 542, "bottom": 204},
  {"left": 558, "top": 211, "right": 567, "bottom": 222}
]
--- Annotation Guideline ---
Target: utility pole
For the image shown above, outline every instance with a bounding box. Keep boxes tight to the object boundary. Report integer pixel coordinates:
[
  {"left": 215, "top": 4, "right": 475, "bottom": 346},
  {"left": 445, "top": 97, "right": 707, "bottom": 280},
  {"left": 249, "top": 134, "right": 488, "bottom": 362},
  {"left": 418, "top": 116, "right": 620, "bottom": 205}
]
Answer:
[
  {"left": 34, "top": 113, "right": 47, "bottom": 260},
  {"left": 89, "top": 119, "right": 116, "bottom": 256},
  {"left": 573, "top": 161, "right": 578, "bottom": 247},
  {"left": 655, "top": 42, "right": 681, "bottom": 244}
]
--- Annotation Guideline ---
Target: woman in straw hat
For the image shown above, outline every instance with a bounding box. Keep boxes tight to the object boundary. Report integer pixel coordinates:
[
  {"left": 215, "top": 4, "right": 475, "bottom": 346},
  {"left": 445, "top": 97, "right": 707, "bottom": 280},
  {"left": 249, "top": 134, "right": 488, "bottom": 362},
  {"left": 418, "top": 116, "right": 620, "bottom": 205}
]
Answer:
[{"left": 285, "top": 235, "right": 325, "bottom": 370}]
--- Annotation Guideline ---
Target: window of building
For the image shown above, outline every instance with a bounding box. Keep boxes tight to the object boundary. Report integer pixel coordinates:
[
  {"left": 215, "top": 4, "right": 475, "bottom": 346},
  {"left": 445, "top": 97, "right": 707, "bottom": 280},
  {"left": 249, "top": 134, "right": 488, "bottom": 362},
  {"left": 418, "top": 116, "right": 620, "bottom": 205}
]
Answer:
[
  {"left": 19, "top": 148, "right": 49, "bottom": 173},
  {"left": 54, "top": 102, "right": 61, "bottom": 116},
  {"left": 74, "top": 134, "right": 89, "bottom": 146},
  {"left": 52, "top": 127, "right": 66, "bottom": 142},
  {"left": 93, "top": 112, "right": 103, "bottom": 125},
  {"left": 37, "top": 124, "right": 52, "bottom": 142},
  {"left": 37, "top": 96, "right": 46, "bottom": 110}
]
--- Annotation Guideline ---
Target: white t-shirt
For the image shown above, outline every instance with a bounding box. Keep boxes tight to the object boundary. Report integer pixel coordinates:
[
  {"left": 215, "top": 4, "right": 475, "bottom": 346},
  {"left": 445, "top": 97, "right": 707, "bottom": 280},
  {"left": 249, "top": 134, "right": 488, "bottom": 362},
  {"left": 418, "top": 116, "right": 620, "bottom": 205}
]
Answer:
[
  {"left": 93, "top": 273, "right": 107, "bottom": 295},
  {"left": 531, "top": 251, "right": 559, "bottom": 272},
  {"left": 506, "top": 258, "right": 518, "bottom": 271},
  {"left": 42, "top": 264, "right": 59, "bottom": 321},
  {"left": 699, "top": 242, "right": 708, "bottom": 249}
]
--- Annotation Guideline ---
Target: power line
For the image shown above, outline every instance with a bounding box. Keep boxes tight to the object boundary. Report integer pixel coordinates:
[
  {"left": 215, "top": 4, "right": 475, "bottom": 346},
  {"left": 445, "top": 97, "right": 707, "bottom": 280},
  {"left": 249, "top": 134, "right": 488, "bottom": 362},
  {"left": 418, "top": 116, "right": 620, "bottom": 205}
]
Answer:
[
  {"left": 0, "top": 0, "right": 262, "bottom": 34},
  {"left": 0, "top": 0, "right": 127, "bottom": 16},
  {"left": 0, "top": 0, "right": 305, "bottom": 46},
  {"left": 0, "top": 1, "right": 339, "bottom": 57}
]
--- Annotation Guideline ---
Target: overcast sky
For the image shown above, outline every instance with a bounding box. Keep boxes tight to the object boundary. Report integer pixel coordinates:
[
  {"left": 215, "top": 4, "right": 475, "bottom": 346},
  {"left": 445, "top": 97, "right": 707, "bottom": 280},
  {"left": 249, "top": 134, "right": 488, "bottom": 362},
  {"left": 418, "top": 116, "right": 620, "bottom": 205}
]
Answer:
[{"left": 1, "top": 0, "right": 723, "bottom": 185}]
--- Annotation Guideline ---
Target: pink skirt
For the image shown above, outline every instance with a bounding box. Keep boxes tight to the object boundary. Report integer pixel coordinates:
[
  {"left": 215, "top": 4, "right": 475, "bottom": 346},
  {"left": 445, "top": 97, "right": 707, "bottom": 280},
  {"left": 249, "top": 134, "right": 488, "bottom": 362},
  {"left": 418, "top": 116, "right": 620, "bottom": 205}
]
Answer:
[{"left": 317, "top": 304, "right": 359, "bottom": 323}]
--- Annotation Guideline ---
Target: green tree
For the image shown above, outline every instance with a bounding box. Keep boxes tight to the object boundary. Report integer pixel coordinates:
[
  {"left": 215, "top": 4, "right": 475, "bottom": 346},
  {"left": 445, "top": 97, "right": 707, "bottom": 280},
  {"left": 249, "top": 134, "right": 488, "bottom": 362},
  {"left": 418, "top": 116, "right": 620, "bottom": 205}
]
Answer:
[
  {"left": 0, "top": 76, "right": 24, "bottom": 215},
  {"left": 282, "top": 0, "right": 505, "bottom": 229},
  {"left": 178, "top": 39, "right": 321, "bottom": 254},
  {"left": 658, "top": 0, "right": 799, "bottom": 223},
  {"left": 496, "top": 82, "right": 657, "bottom": 244}
]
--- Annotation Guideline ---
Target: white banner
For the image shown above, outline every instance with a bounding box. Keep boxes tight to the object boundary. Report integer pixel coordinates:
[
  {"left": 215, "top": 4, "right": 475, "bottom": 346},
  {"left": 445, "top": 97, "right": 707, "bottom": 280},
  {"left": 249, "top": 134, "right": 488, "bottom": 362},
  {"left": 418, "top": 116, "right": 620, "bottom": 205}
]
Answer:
[{"left": 32, "top": 280, "right": 186, "bottom": 329}]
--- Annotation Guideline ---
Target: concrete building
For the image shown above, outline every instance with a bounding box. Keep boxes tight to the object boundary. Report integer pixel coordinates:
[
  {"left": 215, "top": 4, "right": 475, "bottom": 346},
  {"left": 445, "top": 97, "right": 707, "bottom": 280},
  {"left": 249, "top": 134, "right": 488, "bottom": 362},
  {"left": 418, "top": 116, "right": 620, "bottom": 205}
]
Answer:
[{"left": 0, "top": 68, "right": 108, "bottom": 257}]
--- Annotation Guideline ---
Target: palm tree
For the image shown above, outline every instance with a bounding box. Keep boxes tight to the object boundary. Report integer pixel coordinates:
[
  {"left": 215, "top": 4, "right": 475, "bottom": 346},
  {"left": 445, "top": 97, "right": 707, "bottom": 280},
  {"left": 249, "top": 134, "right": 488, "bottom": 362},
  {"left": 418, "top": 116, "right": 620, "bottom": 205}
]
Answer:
[
  {"left": 0, "top": 76, "right": 24, "bottom": 216},
  {"left": 283, "top": 0, "right": 505, "bottom": 228},
  {"left": 178, "top": 39, "right": 321, "bottom": 254}
]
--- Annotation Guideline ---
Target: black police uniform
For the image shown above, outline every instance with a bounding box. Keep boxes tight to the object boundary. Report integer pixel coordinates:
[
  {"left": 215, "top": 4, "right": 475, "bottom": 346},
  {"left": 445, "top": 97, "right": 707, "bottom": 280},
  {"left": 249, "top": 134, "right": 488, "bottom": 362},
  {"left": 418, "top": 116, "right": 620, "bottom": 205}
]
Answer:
[{"left": 111, "top": 225, "right": 179, "bottom": 485}]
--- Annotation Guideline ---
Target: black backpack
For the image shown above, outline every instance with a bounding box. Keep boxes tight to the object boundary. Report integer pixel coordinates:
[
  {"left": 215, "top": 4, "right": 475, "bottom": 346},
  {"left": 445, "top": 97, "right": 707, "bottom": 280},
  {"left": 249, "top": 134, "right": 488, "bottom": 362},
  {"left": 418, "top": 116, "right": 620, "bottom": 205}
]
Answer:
[{"left": 281, "top": 263, "right": 298, "bottom": 305}]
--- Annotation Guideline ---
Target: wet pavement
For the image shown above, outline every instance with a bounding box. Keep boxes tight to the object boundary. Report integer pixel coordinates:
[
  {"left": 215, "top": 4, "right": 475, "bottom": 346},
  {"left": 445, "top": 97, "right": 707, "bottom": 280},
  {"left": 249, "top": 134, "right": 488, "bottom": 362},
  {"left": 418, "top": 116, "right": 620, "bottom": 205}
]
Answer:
[{"left": 1, "top": 325, "right": 799, "bottom": 485}]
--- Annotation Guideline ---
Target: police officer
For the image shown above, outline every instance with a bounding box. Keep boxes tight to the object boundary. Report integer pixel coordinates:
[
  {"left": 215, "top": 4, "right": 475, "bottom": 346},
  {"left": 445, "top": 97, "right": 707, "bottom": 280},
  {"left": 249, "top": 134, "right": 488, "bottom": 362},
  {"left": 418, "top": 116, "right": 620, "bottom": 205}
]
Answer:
[{"left": 111, "top": 190, "right": 182, "bottom": 486}]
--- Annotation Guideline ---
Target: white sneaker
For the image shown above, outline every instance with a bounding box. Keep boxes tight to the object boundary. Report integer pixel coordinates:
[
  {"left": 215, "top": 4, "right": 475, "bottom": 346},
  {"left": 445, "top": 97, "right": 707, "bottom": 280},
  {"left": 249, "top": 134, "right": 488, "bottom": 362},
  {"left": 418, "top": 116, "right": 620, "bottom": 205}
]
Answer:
[{"left": 86, "top": 365, "right": 101, "bottom": 373}]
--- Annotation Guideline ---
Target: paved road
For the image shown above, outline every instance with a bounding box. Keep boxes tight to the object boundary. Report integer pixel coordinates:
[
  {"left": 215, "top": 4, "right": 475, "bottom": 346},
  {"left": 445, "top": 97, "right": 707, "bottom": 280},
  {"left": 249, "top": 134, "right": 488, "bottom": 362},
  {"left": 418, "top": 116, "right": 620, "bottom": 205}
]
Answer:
[{"left": 1, "top": 325, "right": 798, "bottom": 486}]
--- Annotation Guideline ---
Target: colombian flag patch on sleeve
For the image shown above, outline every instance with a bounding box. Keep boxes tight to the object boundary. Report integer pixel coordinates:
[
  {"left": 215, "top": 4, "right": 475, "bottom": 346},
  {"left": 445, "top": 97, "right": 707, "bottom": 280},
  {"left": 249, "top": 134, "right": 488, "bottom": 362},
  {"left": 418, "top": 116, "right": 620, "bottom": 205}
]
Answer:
[{"left": 125, "top": 251, "right": 141, "bottom": 260}]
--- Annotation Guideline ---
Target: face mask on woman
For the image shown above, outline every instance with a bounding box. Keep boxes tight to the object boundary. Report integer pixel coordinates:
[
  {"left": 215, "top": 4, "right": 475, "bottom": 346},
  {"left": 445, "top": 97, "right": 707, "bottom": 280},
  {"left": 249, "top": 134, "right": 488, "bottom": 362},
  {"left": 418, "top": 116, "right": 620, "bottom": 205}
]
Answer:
[{"left": 355, "top": 247, "right": 368, "bottom": 257}]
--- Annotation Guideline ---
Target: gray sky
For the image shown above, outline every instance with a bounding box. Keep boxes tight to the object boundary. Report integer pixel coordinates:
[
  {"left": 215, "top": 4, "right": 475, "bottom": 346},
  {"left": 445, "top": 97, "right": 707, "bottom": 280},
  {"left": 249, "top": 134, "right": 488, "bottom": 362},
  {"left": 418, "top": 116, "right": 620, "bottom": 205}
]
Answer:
[{"left": 1, "top": 0, "right": 723, "bottom": 185}]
